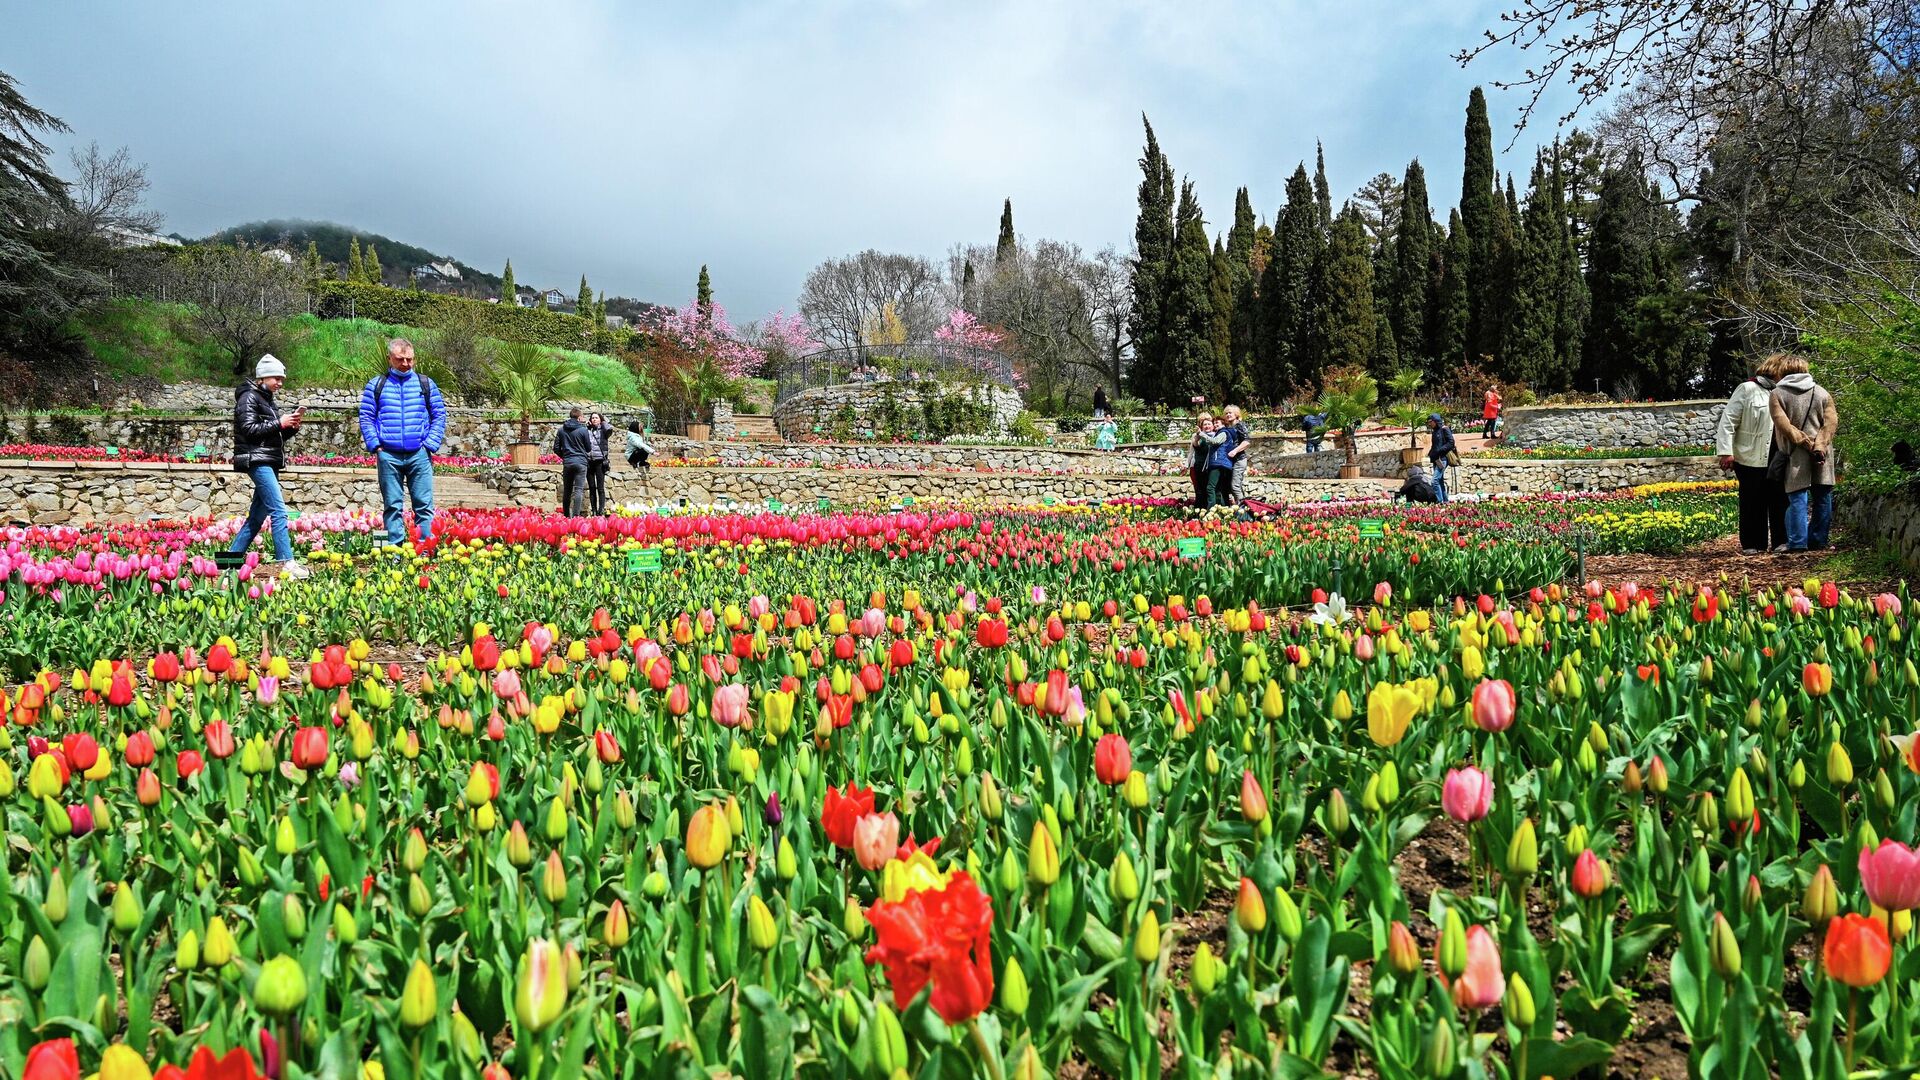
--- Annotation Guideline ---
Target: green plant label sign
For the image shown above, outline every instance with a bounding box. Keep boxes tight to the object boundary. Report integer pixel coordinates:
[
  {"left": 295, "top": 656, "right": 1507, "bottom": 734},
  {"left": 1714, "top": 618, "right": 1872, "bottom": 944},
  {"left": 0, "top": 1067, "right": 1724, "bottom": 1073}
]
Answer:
[
  {"left": 104, "top": 446, "right": 119, "bottom": 457},
  {"left": 1042, "top": 495, "right": 1057, "bottom": 506},
  {"left": 1358, "top": 519, "right": 1385, "bottom": 539},
  {"left": 768, "top": 498, "right": 783, "bottom": 512},
  {"left": 627, "top": 548, "right": 662, "bottom": 573},
  {"left": 189, "top": 444, "right": 207, "bottom": 459},
  {"left": 902, "top": 496, "right": 916, "bottom": 506},
  {"left": 1176, "top": 537, "right": 1207, "bottom": 559},
  {"left": 818, "top": 498, "right": 830, "bottom": 513}
]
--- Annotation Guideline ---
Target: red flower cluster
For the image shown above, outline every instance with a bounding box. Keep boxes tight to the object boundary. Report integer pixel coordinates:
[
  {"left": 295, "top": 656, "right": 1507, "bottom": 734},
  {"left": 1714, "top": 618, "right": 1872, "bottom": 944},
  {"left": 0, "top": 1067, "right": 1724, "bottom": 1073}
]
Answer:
[
  {"left": 821, "top": 783, "right": 875, "bottom": 848},
  {"left": 864, "top": 871, "right": 995, "bottom": 1023}
]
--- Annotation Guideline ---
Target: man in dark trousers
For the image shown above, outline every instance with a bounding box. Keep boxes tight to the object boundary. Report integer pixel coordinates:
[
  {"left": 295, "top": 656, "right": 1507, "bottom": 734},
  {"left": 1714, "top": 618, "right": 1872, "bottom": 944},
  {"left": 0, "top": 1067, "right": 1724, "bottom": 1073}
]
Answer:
[
  {"left": 1426, "top": 413, "right": 1458, "bottom": 503},
  {"left": 553, "top": 407, "right": 594, "bottom": 516}
]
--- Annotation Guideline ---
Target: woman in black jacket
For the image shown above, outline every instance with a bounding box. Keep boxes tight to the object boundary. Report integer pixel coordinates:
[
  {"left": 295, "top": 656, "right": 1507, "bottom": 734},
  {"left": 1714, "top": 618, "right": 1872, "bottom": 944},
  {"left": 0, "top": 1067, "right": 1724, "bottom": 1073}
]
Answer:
[
  {"left": 227, "top": 355, "right": 309, "bottom": 577},
  {"left": 585, "top": 412, "right": 610, "bottom": 515}
]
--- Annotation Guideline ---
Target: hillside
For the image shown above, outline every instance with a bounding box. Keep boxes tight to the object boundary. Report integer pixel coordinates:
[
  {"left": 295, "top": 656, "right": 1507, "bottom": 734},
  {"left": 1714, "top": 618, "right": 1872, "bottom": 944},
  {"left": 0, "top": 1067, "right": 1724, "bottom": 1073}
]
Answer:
[{"left": 206, "top": 219, "right": 503, "bottom": 294}]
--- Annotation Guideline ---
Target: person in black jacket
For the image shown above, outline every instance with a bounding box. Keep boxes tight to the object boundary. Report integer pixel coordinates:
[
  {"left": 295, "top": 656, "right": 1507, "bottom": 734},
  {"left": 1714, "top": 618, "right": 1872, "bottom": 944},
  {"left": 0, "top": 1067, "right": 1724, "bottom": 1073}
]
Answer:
[
  {"left": 226, "top": 355, "right": 309, "bottom": 578},
  {"left": 553, "top": 407, "right": 593, "bottom": 516},
  {"left": 585, "top": 412, "right": 610, "bottom": 515},
  {"left": 1425, "top": 413, "right": 1458, "bottom": 503}
]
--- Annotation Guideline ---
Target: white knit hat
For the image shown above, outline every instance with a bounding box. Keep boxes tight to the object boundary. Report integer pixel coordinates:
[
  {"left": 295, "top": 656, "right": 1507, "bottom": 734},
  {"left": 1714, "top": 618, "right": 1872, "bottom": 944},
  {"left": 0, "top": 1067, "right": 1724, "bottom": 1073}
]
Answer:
[{"left": 255, "top": 354, "right": 287, "bottom": 379}]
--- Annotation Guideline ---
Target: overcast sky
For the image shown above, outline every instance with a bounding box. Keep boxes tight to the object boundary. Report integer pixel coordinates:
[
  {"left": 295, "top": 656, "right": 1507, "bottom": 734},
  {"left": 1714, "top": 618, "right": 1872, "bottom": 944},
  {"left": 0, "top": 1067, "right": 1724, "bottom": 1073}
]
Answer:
[{"left": 8, "top": 1, "right": 1576, "bottom": 321}]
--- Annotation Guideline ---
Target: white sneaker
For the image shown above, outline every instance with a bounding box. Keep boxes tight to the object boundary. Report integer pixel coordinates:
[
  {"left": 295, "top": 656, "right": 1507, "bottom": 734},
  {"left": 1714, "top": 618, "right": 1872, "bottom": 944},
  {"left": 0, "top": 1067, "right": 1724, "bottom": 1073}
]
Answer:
[{"left": 279, "top": 561, "right": 311, "bottom": 580}]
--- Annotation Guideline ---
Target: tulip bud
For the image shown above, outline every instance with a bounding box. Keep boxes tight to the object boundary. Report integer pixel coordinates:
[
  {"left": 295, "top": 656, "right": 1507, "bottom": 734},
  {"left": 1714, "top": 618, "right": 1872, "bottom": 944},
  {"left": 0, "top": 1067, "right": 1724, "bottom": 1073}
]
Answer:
[
  {"left": 505, "top": 821, "right": 533, "bottom": 868},
  {"left": 747, "top": 895, "right": 779, "bottom": 951},
  {"left": 1621, "top": 760, "right": 1643, "bottom": 795},
  {"left": 1325, "top": 789, "right": 1351, "bottom": 839},
  {"left": 977, "top": 772, "right": 1003, "bottom": 820},
  {"left": 1506, "top": 972, "right": 1537, "bottom": 1028},
  {"left": 1804, "top": 864, "right": 1838, "bottom": 927},
  {"left": 602, "top": 899, "right": 632, "bottom": 948},
  {"left": 1694, "top": 792, "right": 1719, "bottom": 834},
  {"left": 202, "top": 916, "right": 236, "bottom": 968},
  {"left": 1192, "top": 942, "right": 1222, "bottom": 995},
  {"left": 513, "top": 939, "right": 568, "bottom": 1034},
  {"left": 871, "top": 1000, "right": 907, "bottom": 1078},
  {"left": 1423, "top": 1017, "right": 1456, "bottom": 1079},
  {"left": 1437, "top": 909, "right": 1468, "bottom": 979},
  {"left": 542, "top": 851, "right": 568, "bottom": 904},
  {"left": 1709, "top": 912, "right": 1741, "bottom": 979},
  {"left": 1725, "top": 767, "right": 1755, "bottom": 828},
  {"left": 1648, "top": 755, "right": 1669, "bottom": 795},
  {"left": 1877, "top": 768, "right": 1897, "bottom": 811},
  {"left": 253, "top": 954, "right": 309, "bottom": 1015},
  {"left": 686, "top": 804, "right": 730, "bottom": 870},
  {"left": 1028, "top": 820, "right": 1060, "bottom": 886},
  {"left": 332, "top": 903, "right": 358, "bottom": 944},
  {"left": 1240, "top": 770, "right": 1268, "bottom": 824},
  {"left": 1272, "top": 888, "right": 1303, "bottom": 943},
  {"left": 1506, "top": 818, "right": 1538, "bottom": 878},
  {"left": 544, "top": 796, "right": 569, "bottom": 843},
  {"left": 1689, "top": 847, "right": 1712, "bottom": 895},
  {"left": 1827, "top": 741, "right": 1854, "bottom": 786},
  {"left": 409, "top": 873, "right": 433, "bottom": 918},
  {"left": 451, "top": 1008, "right": 484, "bottom": 1062},
  {"left": 24, "top": 934, "right": 51, "bottom": 990},
  {"left": 282, "top": 894, "right": 307, "bottom": 942},
  {"left": 843, "top": 896, "right": 867, "bottom": 940},
  {"left": 1000, "top": 957, "right": 1030, "bottom": 1014},
  {"left": 403, "top": 828, "right": 428, "bottom": 872},
  {"left": 401, "top": 959, "right": 438, "bottom": 1027},
  {"left": 111, "top": 880, "right": 142, "bottom": 935},
  {"left": 1387, "top": 921, "right": 1420, "bottom": 975},
  {"left": 1134, "top": 909, "right": 1161, "bottom": 963},
  {"left": 643, "top": 870, "right": 668, "bottom": 899},
  {"left": 1110, "top": 851, "right": 1139, "bottom": 903}
]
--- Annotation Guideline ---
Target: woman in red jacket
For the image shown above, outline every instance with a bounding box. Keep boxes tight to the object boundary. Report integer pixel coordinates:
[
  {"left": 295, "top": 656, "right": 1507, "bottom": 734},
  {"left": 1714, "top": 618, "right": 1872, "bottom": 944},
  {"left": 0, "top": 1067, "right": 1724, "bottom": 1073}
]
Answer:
[{"left": 1481, "top": 387, "right": 1502, "bottom": 439}]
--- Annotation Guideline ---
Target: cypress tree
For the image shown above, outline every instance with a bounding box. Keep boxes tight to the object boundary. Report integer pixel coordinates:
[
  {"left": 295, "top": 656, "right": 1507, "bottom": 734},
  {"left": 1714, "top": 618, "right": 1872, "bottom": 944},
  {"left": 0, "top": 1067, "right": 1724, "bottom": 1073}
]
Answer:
[
  {"left": 1313, "top": 142, "right": 1333, "bottom": 231},
  {"left": 364, "top": 244, "right": 382, "bottom": 285},
  {"left": 501, "top": 260, "right": 516, "bottom": 304},
  {"left": 1431, "top": 209, "right": 1472, "bottom": 369},
  {"left": 961, "top": 259, "right": 978, "bottom": 310},
  {"left": 1208, "top": 236, "right": 1236, "bottom": 401},
  {"left": 347, "top": 238, "right": 364, "bottom": 284},
  {"left": 996, "top": 198, "right": 1016, "bottom": 266},
  {"left": 1460, "top": 87, "right": 1498, "bottom": 363},
  {"left": 1314, "top": 206, "right": 1378, "bottom": 378},
  {"left": 1505, "top": 157, "right": 1560, "bottom": 387},
  {"left": 696, "top": 265, "right": 713, "bottom": 312},
  {"left": 1583, "top": 158, "right": 1656, "bottom": 392},
  {"left": 1257, "top": 165, "right": 1319, "bottom": 401},
  {"left": 578, "top": 274, "right": 594, "bottom": 314},
  {"left": 1226, "top": 187, "right": 1258, "bottom": 402},
  {"left": 1549, "top": 148, "right": 1588, "bottom": 380},
  {"left": 1126, "top": 116, "right": 1176, "bottom": 402},
  {"left": 1162, "top": 181, "right": 1217, "bottom": 403},
  {"left": 301, "top": 241, "right": 323, "bottom": 284},
  {"left": 1390, "top": 160, "right": 1433, "bottom": 364}
]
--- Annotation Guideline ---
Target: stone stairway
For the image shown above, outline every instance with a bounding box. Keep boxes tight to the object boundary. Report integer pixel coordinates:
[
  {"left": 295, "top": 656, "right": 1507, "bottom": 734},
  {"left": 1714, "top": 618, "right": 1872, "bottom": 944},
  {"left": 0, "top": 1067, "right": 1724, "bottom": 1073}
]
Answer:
[
  {"left": 435, "top": 474, "right": 519, "bottom": 509},
  {"left": 727, "top": 414, "right": 784, "bottom": 444}
]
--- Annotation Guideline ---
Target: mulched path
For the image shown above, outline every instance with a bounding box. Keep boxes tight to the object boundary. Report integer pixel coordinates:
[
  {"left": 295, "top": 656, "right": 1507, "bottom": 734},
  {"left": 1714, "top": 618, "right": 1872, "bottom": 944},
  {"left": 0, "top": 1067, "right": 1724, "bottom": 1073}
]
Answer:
[{"left": 1587, "top": 535, "right": 1903, "bottom": 594}]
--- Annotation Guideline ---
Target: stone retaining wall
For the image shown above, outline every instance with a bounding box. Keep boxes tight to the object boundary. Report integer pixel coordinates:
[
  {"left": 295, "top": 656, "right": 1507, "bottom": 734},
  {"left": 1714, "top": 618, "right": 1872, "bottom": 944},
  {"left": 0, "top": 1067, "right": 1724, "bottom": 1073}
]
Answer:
[
  {"left": 773, "top": 381, "right": 1024, "bottom": 440},
  {"left": 1454, "top": 455, "right": 1719, "bottom": 494},
  {"left": 0, "top": 461, "right": 376, "bottom": 524},
  {"left": 0, "top": 410, "right": 650, "bottom": 462},
  {"left": 107, "top": 382, "right": 633, "bottom": 417},
  {"left": 1838, "top": 488, "right": 1920, "bottom": 573},
  {"left": 1503, "top": 399, "right": 1724, "bottom": 449},
  {"left": 480, "top": 465, "right": 1386, "bottom": 510}
]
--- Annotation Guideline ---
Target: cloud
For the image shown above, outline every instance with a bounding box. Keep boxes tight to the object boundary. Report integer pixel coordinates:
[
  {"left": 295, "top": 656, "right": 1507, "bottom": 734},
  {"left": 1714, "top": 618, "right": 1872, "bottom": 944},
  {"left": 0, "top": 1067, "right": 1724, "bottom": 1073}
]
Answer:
[{"left": 5, "top": 0, "right": 1577, "bottom": 320}]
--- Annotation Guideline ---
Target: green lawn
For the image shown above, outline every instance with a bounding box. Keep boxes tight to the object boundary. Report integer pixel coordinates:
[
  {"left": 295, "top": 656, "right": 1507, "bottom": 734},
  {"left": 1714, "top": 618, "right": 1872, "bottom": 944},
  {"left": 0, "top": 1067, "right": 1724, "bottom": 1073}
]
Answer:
[{"left": 75, "top": 301, "right": 646, "bottom": 404}]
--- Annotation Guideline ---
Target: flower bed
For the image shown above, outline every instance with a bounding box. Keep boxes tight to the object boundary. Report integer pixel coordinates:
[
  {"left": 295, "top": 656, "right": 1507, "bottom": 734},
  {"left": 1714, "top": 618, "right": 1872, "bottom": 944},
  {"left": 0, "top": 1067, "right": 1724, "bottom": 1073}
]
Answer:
[{"left": 10, "top": 497, "right": 1909, "bottom": 1079}]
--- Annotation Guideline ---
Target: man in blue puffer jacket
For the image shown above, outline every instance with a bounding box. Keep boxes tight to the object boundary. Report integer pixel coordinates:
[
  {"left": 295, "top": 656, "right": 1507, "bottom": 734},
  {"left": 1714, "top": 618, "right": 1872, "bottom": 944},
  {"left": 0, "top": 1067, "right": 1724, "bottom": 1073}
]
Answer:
[{"left": 358, "top": 337, "right": 447, "bottom": 545}]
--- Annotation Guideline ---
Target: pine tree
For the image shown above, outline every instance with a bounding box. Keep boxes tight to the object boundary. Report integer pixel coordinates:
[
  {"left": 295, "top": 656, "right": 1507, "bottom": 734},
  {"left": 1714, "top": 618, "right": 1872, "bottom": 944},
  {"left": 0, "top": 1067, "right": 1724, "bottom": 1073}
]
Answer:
[
  {"left": 1162, "top": 181, "right": 1218, "bottom": 403},
  {"left": 347, "top": 238, "right": 364, "bottom": 284},
  {"left": 1460, "top": 87, "right": 1499, "bottom": 363},
  {"left": 1431, "top": 210, "right": 1472, "bottom": 369},
  {"left": 696, "top": 265, "right": 713, "bottom": 312},
  {"left": 301, "top": 241, "right": 323, "bottom": 284},
  {"left": 501, "top": 260, "right": 516, "bottom": 304},
  {"left": 961, "top": 259, "right": 978, "bottom": 310},
  {"left": 595, "top": 289, "right": 607, "bottom": 326},
  {"left": 1226, "top": 187, "right": 1259, "bottom": 402},
  {"left": 1315, "top": 206, "right": 1378, "bottom": 378},
  {"left": 364, "top": 244, "right": 383, "bottom": 285},
  {"left": 1208, "top": 236, "right": 1235, "bottom": 401},
  {"left": 1126, "top": 116, "right": 1177, "bottom": 402},
  {"left": 1257, "top": 165, "right": 1321, "bottom": 401},
  {"left": 1390, "top": 160, "right": 1433, "bottom": 364},
  {"left": 996, "top": 199, "right": 1016, "bottom": 266},
  {"left": 578, "top": 274, "right": 593, "bottom": 315},
  {"left": 1313, "top": 142, "right": 1333, "bottom": 231}
]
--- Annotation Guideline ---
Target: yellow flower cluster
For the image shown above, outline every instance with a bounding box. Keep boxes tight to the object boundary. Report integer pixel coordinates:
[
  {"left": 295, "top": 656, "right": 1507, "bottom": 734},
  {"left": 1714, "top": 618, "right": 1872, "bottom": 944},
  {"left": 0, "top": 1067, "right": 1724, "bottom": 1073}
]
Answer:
[{"left": 1627, "top": 479, "right": 1737, "bottom": 497}]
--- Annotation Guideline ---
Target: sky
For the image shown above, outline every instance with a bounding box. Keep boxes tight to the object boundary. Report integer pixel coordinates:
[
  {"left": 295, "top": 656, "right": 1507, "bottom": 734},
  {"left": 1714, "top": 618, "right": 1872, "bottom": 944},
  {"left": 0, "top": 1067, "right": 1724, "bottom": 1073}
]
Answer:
[{"left": 7, "top": 0, "right": 1579, "bottom": 322}]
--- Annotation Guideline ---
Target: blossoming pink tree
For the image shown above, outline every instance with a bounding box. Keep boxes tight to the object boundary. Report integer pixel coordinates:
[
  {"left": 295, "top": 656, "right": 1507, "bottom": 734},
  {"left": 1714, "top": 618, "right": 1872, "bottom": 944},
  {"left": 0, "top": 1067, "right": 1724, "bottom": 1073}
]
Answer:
[
  {"left": 647, "top": 299, "right": 768, "bottom": 379},
  {"left": 933, "top": 310, "right": 1021, "bottom": 387}
]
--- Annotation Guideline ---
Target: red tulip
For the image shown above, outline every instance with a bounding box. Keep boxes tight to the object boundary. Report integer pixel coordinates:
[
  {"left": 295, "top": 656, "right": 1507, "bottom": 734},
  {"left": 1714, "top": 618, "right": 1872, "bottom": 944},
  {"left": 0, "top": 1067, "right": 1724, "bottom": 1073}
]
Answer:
[
  {"left": 152, "top": 651, "right": 182, "bottom": 683},
  {"left": 821, "top": 783, "right": 876, "bottom": 849},
  {"left": 63, "top": 734, "right": 99, "bottom": 774},
  {"left": 290, "top": 726, "right": 329, "bottom": 770},
  {"left": 137, "top": 768, "right": 163, "bottom": 806},
  {"left": 177, "top": 750, "right": 205, "bottom": 779},
  {"left": 1093, "top": 733, "right": 1132, "bottom": 786},
  {"left": 125, "top": 730, "right": 155, "bottom": 767},
  {"left": 864, "top": 870, "right": 994, "bottom": 1024},
  {"left": 206, "top": 642, "right": 233, "bottom": 674},
  {"left": 1570, "top": 849, "right": 1611, "bottom": 898},
  {"left": 594, "top": 730, "right": 621, "bottom": 764},
  {"left": 471, "top": 634, "right": 501, "bottom": 672},
  {"left": 107, "top": 669, "right": 135, "bottom": 707},
  {"left": 22, "top": 1039, "right": 79, "bottom": 1080},
  {"left": 1825, "top": 913, "right": 1893, "bottom": 988},
  {"left": 666, "top": 683, "right": 691, "bottom": 716}
]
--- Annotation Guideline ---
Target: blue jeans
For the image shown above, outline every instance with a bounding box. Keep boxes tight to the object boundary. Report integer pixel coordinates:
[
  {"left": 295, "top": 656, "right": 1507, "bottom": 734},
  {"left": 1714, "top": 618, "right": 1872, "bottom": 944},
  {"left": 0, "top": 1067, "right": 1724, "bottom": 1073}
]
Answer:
[
  {"left": 229, "top": 465, "right": 294, "bottom": 562},
  {"left": 376, "top": 447, "right": 436, "bottom": 544},
  {"left": 1431, "top": 463, "right": 1450, "bottom": 503},
  {"left": 1784, "top": 484, "right": 1833, "bottom": 550}
]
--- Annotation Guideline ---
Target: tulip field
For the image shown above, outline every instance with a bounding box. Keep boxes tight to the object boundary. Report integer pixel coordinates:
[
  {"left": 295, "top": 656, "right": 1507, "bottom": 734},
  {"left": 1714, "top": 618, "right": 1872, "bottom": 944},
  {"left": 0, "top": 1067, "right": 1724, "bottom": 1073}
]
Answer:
[{"left": 3, "top": 485, "right": 1917, "bottom": 1080}]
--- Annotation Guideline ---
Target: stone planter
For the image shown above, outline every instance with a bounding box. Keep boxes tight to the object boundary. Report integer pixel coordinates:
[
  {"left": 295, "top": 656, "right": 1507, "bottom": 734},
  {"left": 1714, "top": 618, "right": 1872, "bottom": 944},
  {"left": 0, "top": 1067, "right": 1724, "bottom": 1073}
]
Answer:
[
  {"left": 507, "top": 443, "right": 540, "bottom": 466},
  {"left": 1338, "top": 465, "right": 1362, "bottom": 479}
]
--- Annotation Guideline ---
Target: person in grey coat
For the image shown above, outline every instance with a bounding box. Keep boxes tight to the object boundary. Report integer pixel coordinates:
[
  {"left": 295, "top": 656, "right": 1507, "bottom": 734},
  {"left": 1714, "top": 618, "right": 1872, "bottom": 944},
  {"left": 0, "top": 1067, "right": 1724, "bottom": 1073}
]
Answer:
[{"left": 1767, "top": 354, "right": 1839, "bottom": 552}]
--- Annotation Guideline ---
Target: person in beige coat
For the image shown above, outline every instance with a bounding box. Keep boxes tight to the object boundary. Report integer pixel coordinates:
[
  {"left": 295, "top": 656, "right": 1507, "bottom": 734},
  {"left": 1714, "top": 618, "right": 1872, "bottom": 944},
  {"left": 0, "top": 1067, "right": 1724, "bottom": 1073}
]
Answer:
[
  {"left": 1715, "top": 355, "right": 1785, "bottom": 554},
  {"left": 1767, "top": 354, "right": 1838, "bottom": 552}
]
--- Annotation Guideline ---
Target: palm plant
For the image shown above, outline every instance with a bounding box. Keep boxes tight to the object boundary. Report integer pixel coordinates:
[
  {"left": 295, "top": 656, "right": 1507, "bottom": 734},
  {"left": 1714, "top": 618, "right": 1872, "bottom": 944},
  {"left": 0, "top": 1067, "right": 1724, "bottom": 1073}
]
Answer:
[
  {"left": 1315, "top": 367, "right": 1379, "bottom": 466},
  {"left": 492, "top": 343, "right": 581, "bottom": 444},
  {"left": 325, "top": 337, "right": 460, "bottom": 401},
  {"left": 677, "top": 355, "right": 739, "bottom": 425}
]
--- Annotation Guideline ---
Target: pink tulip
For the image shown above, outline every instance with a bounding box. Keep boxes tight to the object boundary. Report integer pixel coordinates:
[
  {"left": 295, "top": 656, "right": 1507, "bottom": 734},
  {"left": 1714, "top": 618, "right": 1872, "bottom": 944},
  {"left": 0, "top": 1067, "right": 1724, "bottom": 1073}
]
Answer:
[
  {"left": 1860, "top": 840, "right": 1920, "bottom": 911},
  {"left": 1790, "top": 593, "right": 1814, "bottom": 617},
  {"left": 1874, "top": 593, "right": 1903, "bottom": 617},
  {"left": 1471, "top": 679, "right": 1516, "bottom": 733},
  {"left": 712, "top": 683, "right": 751, "bottom": 728},
  {"left": 1451, "top": 926, "right": 1503, "bottom": 1009},
  {"left": 852, "top": 811, "right": 900, "bottom": 870},
  {"left": 1441, "top": 767, "right": 1492, "bottom": 823},
  {"left": 493, "top": 669, "right": 522, "bottom": 700},
  {"left": 1373, "top": 581, "right": 1392, "bottom": 606},
  {"left": 1354, "top": 634, "right": 1375, "bottom": 661},
  {"left": 1584, "top": 579, "right": 1604, "bottom": 599},
  {"left": 256, "top": 676, "right": 279, "bottom": 705},
  {"left": 860, "top": 607, "right": 886, "bottom": 638}
]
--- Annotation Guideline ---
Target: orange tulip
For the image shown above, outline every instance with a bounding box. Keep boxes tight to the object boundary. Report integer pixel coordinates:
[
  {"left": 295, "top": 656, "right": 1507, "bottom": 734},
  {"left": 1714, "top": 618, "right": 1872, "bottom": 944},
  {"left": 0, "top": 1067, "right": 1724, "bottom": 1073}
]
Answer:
[
  {"left": 1824, "top": 913, "right": 1892, "bottom": 988},
  {"left": 1803, "top": 662, "right": 1833, "bottom": 698}
]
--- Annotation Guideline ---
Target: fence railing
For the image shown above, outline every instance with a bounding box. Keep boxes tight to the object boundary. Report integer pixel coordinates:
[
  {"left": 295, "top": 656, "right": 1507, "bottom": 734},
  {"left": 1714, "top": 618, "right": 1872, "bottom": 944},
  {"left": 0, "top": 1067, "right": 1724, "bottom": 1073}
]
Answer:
[{"left": 772, "top": 343, "right": 1018, "bottom": 405}]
